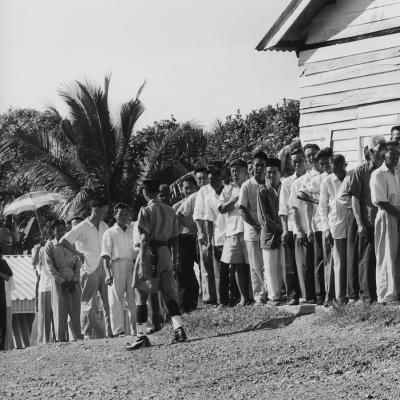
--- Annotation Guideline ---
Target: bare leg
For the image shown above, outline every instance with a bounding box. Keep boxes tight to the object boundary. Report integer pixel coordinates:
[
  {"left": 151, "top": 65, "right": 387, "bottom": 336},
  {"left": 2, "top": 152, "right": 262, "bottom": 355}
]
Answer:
[{"left": 233, "top": 263, "right": 249, "bottom": 305}]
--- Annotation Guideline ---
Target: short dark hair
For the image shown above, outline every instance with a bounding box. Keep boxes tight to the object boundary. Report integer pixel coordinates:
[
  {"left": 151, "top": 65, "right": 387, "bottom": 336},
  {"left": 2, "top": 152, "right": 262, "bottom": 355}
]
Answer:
[
  {"left": 229, "top": 158, "right": 247, "bottom": 169},
  {"left": 51, "top": 219, "right": 66, "bottom": 230},
  {"left": 90, "top": 197, "right": 108, "bottom": 208},
  {"left": 315, "top": 147, "right": 333, "bottom": 161},
  {"left": 303, "top": 143, "right": 320, "bottom": 152},
  {"left": 252, "top": 151, "right": 268, "bottom": 162},
  {"left": 289, "top": 148, "right": 305, "bottom": 157},
  {"left": 194, "top": 167, "right": 207, "bottom": 175},
  {"left": 113, "top": 202, "right": 129, "bottom": 213},
  {"left": 266, "top": 158, "right": 281, "bottom": 169},
  {"left": 391, "top": 126, "right": 400, "bottom": 133},
  {"left": 181, "top": 175, "right": 196, "bottom": 187},
  {"left": 0, "top": 246, "right": 3, "bottom": 255},
  {"left": 330, "top": 154, "right": 346, "bottom": 165},
  {"left": 207, "top": 166, "right": 222, "bottom": 177}
]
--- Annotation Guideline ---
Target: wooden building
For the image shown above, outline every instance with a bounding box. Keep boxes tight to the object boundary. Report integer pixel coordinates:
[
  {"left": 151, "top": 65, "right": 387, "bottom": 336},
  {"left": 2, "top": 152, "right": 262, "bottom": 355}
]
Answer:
[{"left": 257, "top": 0, "right": 400, "bottom": 168}]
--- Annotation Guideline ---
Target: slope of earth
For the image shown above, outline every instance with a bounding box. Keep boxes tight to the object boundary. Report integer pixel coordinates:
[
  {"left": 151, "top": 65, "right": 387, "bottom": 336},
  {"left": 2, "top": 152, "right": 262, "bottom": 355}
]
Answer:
[{"left": 1, "top": 304, "right": 400, "bottom": 400}]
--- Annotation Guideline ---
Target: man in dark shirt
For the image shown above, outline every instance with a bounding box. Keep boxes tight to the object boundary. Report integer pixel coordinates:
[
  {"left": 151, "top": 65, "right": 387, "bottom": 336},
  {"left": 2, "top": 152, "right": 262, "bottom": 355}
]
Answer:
[
  {"left": 0, "top": 246, "right": 13, "bottom": 350},
  {"left": 348, "top": 135, "right": 386, "bottom": 303}
]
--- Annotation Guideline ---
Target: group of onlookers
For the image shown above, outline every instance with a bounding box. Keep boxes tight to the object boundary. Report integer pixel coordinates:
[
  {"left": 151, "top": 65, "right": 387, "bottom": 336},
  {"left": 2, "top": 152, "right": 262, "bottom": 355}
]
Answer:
[{"left": 3, "top": 125, "right": 400, "bottom": 350}]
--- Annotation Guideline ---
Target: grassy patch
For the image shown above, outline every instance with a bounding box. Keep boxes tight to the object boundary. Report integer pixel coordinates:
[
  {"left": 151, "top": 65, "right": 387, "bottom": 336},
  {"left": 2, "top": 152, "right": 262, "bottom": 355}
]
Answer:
[{"left": 314, "top": 303, "right": 400, "bottom": 328}]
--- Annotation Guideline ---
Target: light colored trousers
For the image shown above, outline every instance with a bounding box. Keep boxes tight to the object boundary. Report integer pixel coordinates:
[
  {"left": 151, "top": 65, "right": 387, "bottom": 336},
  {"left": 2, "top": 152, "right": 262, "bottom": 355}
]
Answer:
[
  {"left": 37, "top": 291, "right": 52, "bottom": 344},
  {"left": 81, "top": 264, "right": 112, "bottom": 338},
  {"left": 375, "top": 210, "right": 400, "bottom": 303},
  {"left": 198, "top": 240, "right": 217, "bottom": 303},
  {"left": 262, "top": 247, "right": 284, "bottom": 301},
  {"left": 333, "top": 239, "right": 348, "bottom": 301},
  {"left": 108, "top": 259, "right": 136, "bottom": 335},
  {"left": 246, "top": 240, "right": 266, "bottom": 302},
  {"left": 51, "top": 279, "right": 82, "bottom": 341}
]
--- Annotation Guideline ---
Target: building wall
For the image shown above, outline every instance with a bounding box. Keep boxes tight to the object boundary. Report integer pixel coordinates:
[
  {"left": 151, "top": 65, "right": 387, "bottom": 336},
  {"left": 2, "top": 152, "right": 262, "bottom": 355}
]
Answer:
[{"left": 298, "top": 32, "right": 400, "bottom": 169}]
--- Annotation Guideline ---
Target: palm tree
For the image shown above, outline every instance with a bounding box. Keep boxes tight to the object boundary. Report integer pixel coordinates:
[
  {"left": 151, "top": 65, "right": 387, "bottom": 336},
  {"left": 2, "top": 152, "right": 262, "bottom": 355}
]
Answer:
[{"left": 0, "top": 75, "right": 146, "bottom": 217}]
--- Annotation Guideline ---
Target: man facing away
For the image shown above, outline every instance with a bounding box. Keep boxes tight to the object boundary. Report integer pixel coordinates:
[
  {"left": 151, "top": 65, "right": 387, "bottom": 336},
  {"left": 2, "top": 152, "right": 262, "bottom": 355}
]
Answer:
[
  {"left": 60, "top": 198, "right": 112, "bottom": 339},
  {"left": 219, "top": 159, "right": 251, "bottom": 306},
  {"left": 257, "top": 158, "right": 283, "bottom": 306},
  {"left": 174, "top": 175, "right": 199, "bottom": 313},
  {"left": 239, "top": 151, "right": 268, "bottom": 305},
  {"left": 45, "top": 219, "right": 82, "bottom": 342},
  {"left": 102, "top": 203, "right": 137, "bottom": 337},
  {"left": 370, "top": 142, "right": 400, "bottom": 304},
  {"left": 127, "top": 179, "right": 187, "bottom": 350}
]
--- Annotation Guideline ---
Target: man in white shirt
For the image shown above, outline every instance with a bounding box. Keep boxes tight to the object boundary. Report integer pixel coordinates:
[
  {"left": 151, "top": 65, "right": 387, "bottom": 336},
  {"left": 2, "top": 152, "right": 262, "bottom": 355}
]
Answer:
[
  {"left": 219, "top": 159, "right": 250, "bottom": 306},
  {"left": 370, "top": 142, "right": 400, "bottom": 304},
  {"left": 319, "top": 154, "right": 350, "bottom": 304},
  {"left": 205, "top": 167, "right": 228, "bottom": 306},
  {"left": 239, "top": 151, "right": 268, "bottom": 304},
  {"left": 60, "top": 198, "right": 112, "bottom": 339},
  {"left": 173, "top": 175, "right": 199, "bottom": 313},
  {"left": 102, "top": 203, "right": 137, "bottom": 337},
  {"left": 288, "top": 149, "right": 316, "bottom": 303},
  {"left": 193, "top": 167, "right": 216, "bottom": 305},
  {"left": 300, "top": 147, "right": 334, "bottom": 305}
]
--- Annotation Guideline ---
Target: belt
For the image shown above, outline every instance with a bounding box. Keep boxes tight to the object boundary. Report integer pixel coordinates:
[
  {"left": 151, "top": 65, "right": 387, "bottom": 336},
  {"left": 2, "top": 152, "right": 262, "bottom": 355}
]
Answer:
[{"left": 149, "top": 240, "right": 169, "bottom": 248}]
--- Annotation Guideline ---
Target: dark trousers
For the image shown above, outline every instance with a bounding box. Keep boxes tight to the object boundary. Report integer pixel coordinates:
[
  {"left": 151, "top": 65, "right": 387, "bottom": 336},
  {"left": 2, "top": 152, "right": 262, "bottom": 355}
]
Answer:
[
  {"left": 177, "top": 235, "right": 199, "bottom": 312},
  {"left": 284, "top": 232, "right": 300, "bottom": 301},
  {"left": 347, "top": 213, "right": 359, "bottom": 300},
  {"left": 295, "top": 236, "right": 316, "bottom": 301},
  {"left": 358, "top": 226, "right": 377, "bottom": 302},
  {"left": 314, "top": 231, "right": 325, "bottom": 301},
  {"left": 0, "top": 294, "right": 6, "bottom": 350},
  {"left": 212, "top": 246, "right": 230, "bottom": 306}
]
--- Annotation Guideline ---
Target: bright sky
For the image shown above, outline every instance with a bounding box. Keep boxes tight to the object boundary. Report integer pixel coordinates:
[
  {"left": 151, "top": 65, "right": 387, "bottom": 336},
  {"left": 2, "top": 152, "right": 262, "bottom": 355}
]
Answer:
[{"left": 0, "top": 0, "right": 299, "bottom": 129}]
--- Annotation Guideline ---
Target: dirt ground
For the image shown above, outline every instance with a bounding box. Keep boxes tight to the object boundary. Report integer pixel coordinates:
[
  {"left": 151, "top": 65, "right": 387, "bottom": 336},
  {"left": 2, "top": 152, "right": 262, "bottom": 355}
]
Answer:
[{"left": 1, "top": 305, "right": 400, "bottom": 400}]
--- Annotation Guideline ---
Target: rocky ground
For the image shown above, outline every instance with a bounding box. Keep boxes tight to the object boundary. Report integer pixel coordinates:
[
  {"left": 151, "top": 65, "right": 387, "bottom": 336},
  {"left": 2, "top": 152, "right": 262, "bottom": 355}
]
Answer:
[{"left": 2, "top": 304, "right": 400, "bottom": 400}]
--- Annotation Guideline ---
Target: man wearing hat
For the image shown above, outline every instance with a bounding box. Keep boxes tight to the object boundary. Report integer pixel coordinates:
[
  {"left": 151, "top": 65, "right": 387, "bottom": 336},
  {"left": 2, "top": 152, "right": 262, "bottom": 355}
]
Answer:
[
  {"left": 127, "top": 178, "right": 187, "bottom": 350},
  {"left": 218, "top": 158, "right": 251, "bottom": 306},
  {"left": 257, "top": 158, "right": 284, "bottom": 305}
]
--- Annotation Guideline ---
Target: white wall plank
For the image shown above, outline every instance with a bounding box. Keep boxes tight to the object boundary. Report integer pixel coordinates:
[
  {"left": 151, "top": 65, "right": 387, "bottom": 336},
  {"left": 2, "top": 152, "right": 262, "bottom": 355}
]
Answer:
[
  {"left": 300, "top": 107, "right": 357, "bottom": 127},
  {"left": 358, "top": 100, "right": 400, "bottom": 118}
]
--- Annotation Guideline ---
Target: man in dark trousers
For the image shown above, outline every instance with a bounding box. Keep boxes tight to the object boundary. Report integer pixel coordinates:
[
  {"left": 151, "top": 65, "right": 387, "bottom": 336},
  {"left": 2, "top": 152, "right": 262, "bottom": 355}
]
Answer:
[
  {"left": 0, "top": 246, "right": 13, "bottom": 350},
  {"left": 127, "top": 179, "right": 187, "bottom": 350}
]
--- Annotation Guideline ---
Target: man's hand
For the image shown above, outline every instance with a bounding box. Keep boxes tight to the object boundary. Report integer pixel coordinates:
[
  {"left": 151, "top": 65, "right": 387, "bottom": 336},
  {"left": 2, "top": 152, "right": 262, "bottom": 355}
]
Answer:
[
  {"left": 77, "top": 252, "right": 85, "bottom": 264},
  {"left": 297, "top": 231, "right": 308, "bottom": 246},
  {"left": 358, "top": 225, "right": 367, "bottom": 240},
  {"left": 323, "top": 229, "right": 334, "bottom": 246},
  {"left": 281, "top": 230, "right": 290, "bottom": 247},
  {"left": 105, "top": 273, "right": 113, "bottom": 286},
  {"left": 307, "top": 231, "right": 315, "bottom": 244}
]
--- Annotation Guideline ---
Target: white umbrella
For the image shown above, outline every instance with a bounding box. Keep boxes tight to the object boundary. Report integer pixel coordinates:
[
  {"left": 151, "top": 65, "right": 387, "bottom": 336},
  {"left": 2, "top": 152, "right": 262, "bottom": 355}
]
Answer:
[{"left": 3, "top": 191, "right": 67, "bottom": 216}]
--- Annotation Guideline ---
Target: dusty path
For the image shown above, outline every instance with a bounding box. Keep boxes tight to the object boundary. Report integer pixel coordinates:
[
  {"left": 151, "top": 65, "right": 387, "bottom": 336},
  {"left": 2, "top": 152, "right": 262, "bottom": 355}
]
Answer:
[{"left": 1, "top": 306, "right": 400, "bottom": 400}]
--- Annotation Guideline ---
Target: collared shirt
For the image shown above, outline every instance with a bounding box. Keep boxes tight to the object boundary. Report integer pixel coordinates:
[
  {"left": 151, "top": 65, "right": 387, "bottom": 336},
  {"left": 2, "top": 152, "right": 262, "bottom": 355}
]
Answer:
[
  {"left": 288, "top": 174, "right": 310, "bottom": 235},
  {"left": 101, "top": 223, "right": 137, "bottom": 261},
  {"left": 175, "top": 195, "right": 197, "bottom": 236},
  {"left": 218, "top": 184, "right": 243, "bottom": 237},
  {"left": 193, "top": 184, "right": 212, "bottom": 221},
  {"left": 348, "top": 161, "right": 378, "bottom": 227},
  {"left": 138, "top": 198, "right": 179, "bottom": 241},
  {"left": 63, "top": 218, "right": 108, "bottom": 274},
  {"left": 319, "top": 173, "right": 350, "bottom": 239},
  {"left": 278, "top": 174, "right": 297, "bottom": 232},
  {"left": 44, "top": 238, "right": 80, "bottom": 283},
  {"left": 238, "top": 177, "right": 263, "bottom": 241},
  {"left": 370, "top": 163, "right": 400, "bottom": 207},
  {"left": 204, "top": 187, "right": 226, "bottom": 247},
  {"left": 301, "top": 172, "right": 328, "bottom": 232}
]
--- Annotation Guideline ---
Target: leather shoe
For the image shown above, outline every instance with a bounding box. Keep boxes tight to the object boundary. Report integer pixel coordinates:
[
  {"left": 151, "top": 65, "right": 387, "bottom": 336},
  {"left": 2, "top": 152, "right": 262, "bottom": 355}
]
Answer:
[
  {"left": 172, "top": 327, "right": 187, "bottom": 344},
  {"left": 126, "top": 335, "right": 151, "bottom": 351}
]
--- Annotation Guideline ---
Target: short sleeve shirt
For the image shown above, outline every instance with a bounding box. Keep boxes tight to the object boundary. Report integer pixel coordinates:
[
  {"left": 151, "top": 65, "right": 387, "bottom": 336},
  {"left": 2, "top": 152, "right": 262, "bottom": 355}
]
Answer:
[
  {"left": 176, "top": 195, "right": 197, "bottom": 236},
  {"left": 278, "top": 174, "right": 296, "bottom": 232},
  {"left": 218, "top": 184, "right": 243, "bottom": 237},
  {"left": 205, "top": 188, "right": 226, "bottom": 246},
  {"left": 370, "top": 164, "right": 400, "bottom": 207},
  {"left": 62, "top": 218, "right": 109, "bottom": 274},
  {"left": 101, "top": 223, "right": 137, "bottom": 261},
  {"left": 288, "top": 174, "right": 310, "bottom": 235},
  {"left": 193, "top": 185, "right": 212, "bottom": 221},
  {"left": 239, "top": 177, "right": 263, "bottom": 241},
  {"left": 348, "top": 161, "right": 378, "bottom": 228}
]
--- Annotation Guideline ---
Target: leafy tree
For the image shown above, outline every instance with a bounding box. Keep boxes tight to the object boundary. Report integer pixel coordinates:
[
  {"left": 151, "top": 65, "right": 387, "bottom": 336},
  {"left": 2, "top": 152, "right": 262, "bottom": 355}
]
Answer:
[{"left": 206, "top": 99, "right": 300, "bottom": 163}]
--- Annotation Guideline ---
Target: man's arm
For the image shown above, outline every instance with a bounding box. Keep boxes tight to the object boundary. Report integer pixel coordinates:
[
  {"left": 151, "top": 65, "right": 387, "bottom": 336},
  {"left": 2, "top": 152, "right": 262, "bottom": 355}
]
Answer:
[
  {"left": 101, "top": 231, "right": 113, "bottom": 285},
  {"left": 219, "top": 196, "right": 238, "bottom": 214},
  {"left": 72, "top": 256, "right": 81, "bottom": 282},
  {"left": 378, "top": 202, "right": 400, "bottom": 219},
  {"left": 351, "top": 196, "right": 367, "bottom": 237},
  {"left": 0, "top": 260, "right": 12, "bottom": 282},
  {"left": 319, "top": 180, "right": 333, "bottom": 245},
  {"left": 31, "top": 244, "right": 41, "bottom": 267},
  {"left": 102, "top": 256, "right": 113, "bottom": 285},
  {"left": 239, "top": 206, "right": 260, "bottom": 229}
]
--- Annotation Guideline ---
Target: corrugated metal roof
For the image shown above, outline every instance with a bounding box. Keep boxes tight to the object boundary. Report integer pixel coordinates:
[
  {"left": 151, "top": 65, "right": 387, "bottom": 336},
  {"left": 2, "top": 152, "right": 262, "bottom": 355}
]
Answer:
[{"left": 4, "top": 255, "right": 36, "bottom": 301}]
